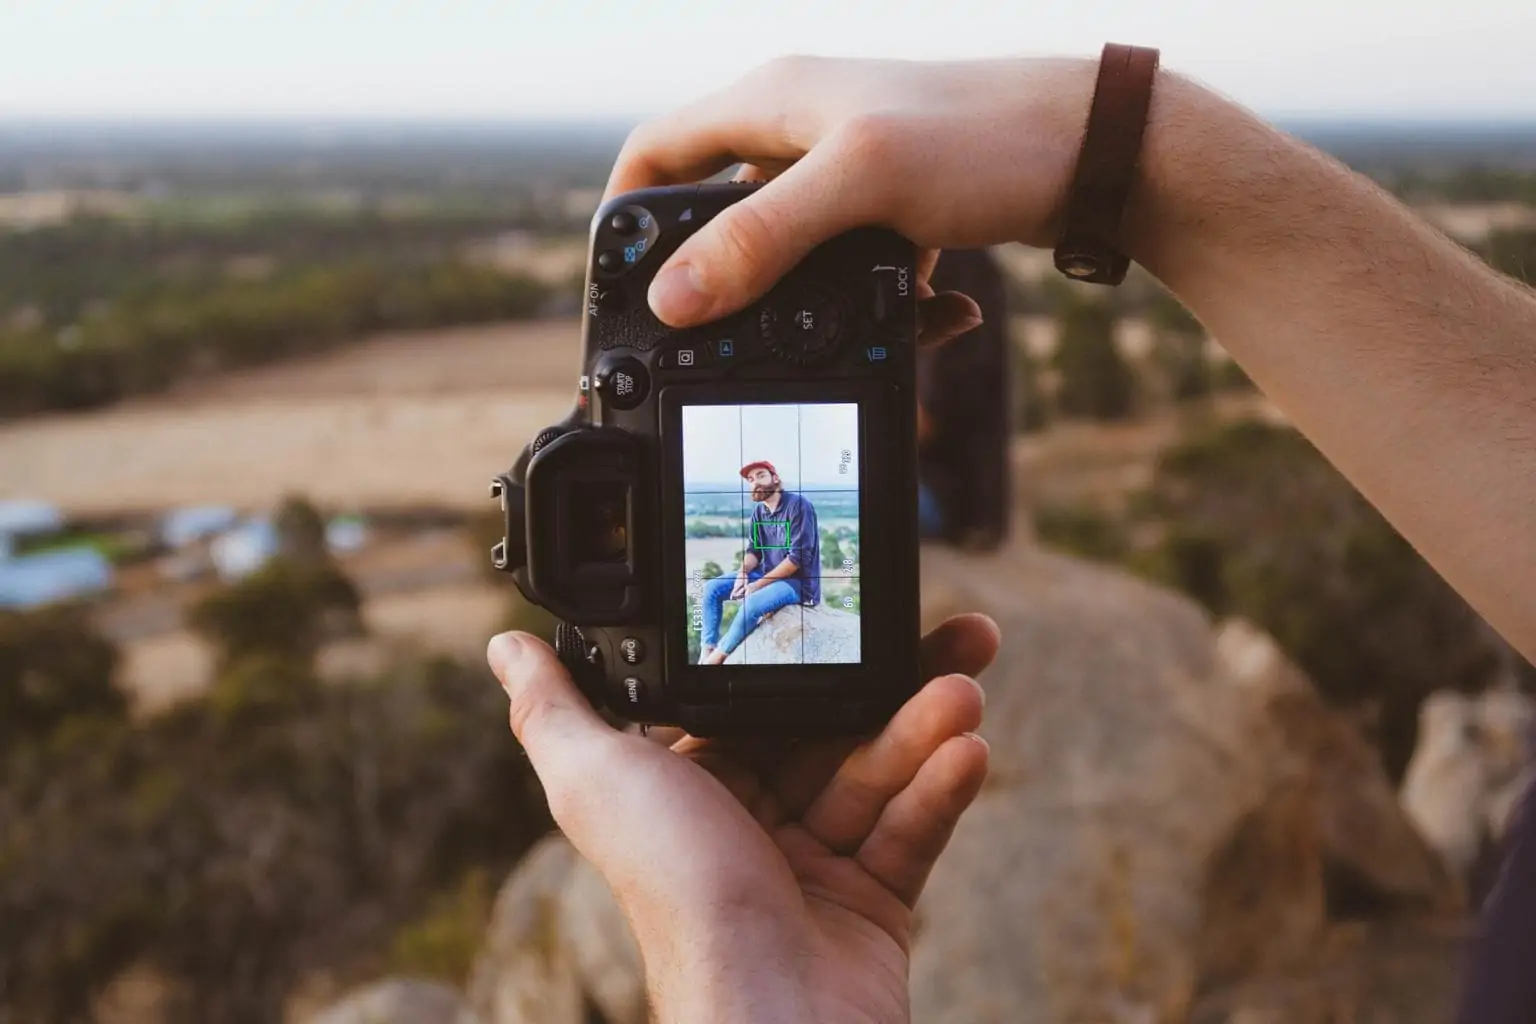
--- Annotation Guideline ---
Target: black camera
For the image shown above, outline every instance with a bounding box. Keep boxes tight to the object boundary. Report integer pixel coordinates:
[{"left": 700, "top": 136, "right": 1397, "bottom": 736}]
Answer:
[{"left": 490, "top": 183, "right": 920, "bottom": 736}]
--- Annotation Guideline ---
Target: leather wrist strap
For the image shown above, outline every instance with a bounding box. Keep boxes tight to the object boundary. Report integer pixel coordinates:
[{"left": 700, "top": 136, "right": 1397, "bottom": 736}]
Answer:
[{"left": 1053, "top": 43, "right": 1160, "bottom": 286}]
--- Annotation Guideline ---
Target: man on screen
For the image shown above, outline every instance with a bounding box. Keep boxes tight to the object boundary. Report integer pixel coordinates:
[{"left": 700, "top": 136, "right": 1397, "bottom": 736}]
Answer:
[{"left": 698, "top": 460, "right": 821, "bottom": 665}]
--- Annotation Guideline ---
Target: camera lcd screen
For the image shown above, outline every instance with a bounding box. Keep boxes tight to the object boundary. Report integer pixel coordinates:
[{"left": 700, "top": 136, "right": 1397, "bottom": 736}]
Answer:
[{"left": 681, "top": 402, "right": 862, "bottom": 666}]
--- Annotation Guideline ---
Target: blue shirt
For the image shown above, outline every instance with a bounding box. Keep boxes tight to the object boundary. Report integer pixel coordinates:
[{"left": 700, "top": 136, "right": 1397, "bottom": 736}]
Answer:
[{"left": 745, "top": 490, "right": 821, "bottom": 606}]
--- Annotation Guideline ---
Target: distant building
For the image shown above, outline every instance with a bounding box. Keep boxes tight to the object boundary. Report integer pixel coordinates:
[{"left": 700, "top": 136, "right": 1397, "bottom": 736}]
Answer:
[
  {"left": 159, "top": 506, "right": 240, "bottom": 550},
  {"left": 0, "top": 547, "right": 113, "bottom": 609},
  {"left": 209, "top": 519, "right": 280, "bottom": 582}
]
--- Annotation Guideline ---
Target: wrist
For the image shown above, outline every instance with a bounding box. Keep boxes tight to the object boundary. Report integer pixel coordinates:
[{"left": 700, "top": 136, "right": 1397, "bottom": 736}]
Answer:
[
  {"left": 1118, "top": 68, "right": 1325, "bottom": 291},
  {"left": 643, "top": 919, "right": 814, "bottom": 1024}
]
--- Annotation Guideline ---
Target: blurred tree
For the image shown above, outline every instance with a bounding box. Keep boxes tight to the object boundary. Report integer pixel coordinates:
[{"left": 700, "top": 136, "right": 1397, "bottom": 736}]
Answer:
[
  {"left": 1033, "top": 503, "right": 1131, "bottom": 564},
  {"left": 1052, "top": 296, "right": 1135, "bottom": 421},
  {"left": 274, "top": 494, "right": 328, "bottom": 566},
  {"left": 188, "top": 559, "right": 362, "bottom": 672},
  {"left": 0, "top": 653, "right": 550, "bottom": 1023},
  {"left": 1147, "top": 290, "right": 1213, "bottom": 401},
  {"left": 700, "top": 560, "right": 725, "bottom": 580},
  {"left": 821, "top": 531, "right": 846, "bottom": 573},
  {"left": 1132, "top": 419, "right": 1511, "bottom": 779},
  {"left": 0, "top": 604, "right": 125, "bottom": 755},
  {"left": 1484, "top": 228, "right": 1536, "bottom": 286}
]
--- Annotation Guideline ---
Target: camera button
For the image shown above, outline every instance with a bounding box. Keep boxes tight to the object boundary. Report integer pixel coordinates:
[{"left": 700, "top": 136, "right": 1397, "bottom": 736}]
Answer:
[
  {"left": 610, "top": 210, "right": 638, "bottom": 234},
  {"left": 594, "top": 357, "right": 649, "bottom": 410},
  {"left": 621, "top": 675, "right": 656, "bottom": 707},
  {"left": 657, "top": 344, "right": 708, "bottom": 370},
  {"left": 620, "top": 636, "right": 646, "bottom": 665},
  {"left": 597, "top": 249, "right": 624, "bottom": 274}
]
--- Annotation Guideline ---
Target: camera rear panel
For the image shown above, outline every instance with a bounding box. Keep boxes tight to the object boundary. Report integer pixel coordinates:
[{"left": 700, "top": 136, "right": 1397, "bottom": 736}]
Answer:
[{"left": 498, "top": 183, "right": 921, "bottom": 736}]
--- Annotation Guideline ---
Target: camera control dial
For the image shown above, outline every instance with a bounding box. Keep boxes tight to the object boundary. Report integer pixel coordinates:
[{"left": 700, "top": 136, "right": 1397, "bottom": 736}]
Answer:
[{"left": 759, "top": 290, "right": 846, "bottom": 365}]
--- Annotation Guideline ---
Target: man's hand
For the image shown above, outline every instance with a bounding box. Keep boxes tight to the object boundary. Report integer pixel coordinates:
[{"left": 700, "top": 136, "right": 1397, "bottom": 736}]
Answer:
[
  {"left": 742, "top": 578, "right": 768, "bottom": 596},
  {"left": 729, "top": 571, "right": 750, "bottom": 600},
  {"left": 487, "top": 613, "right": 1000, "bottom": 1023},
  {"left": 605, "top": 56, "right": 1099, "bottom": 330}
]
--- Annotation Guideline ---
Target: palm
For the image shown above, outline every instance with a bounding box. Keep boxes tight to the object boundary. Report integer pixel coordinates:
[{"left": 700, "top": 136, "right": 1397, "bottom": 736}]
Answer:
[{"left": 491, "top": 614, "right": 998, "bottom": 1022}]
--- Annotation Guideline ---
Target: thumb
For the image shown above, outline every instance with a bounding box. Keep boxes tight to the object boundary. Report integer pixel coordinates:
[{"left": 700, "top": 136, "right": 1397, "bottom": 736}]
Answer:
[
  {"left": 487, "top": 632, "right": 616, "bottom": 824},
  {"left": 647, "top": 144, "right": 874, "bottom": 327}
]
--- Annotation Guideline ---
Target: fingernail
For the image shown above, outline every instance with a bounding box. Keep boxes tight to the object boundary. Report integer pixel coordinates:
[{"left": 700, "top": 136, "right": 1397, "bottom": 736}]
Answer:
[
  {"left": 649, "top": 263, "right": 712, "bottom": 323},
  {"left": 963, "top": 675, "right": 987, "bottom": 707},
  {"left": 487, "top": 632, "right": 525, "bottom": 685},
  {"left": 963, "top": 731, "right": 990, "bottom": 751}
]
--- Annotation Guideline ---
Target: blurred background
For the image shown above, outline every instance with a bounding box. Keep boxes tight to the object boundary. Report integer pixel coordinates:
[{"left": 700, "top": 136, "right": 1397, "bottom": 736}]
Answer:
[{"left": 2, "top": 2, "right": 1535, "bottom": 1022}]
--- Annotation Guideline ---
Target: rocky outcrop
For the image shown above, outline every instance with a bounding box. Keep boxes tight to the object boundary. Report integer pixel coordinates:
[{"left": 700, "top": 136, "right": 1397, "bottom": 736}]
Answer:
[
  {"left": 459, "top": 836, "right": 643, "bottom": 1024},
  {"left": 911, "top": 545, "right": 1454, "bottom": 1022},
  {"left": 723, "top": 603, "right": 860, "bottom": 665},
  {"left": 1401, "top": 684, "right": 1535, "bottom": 891},
  {"left": 457, "top": 543, "right": 1457, "bottom": 1023},
  {"left": 310, "top": 979, "right": 463, "bottom": 1024}
]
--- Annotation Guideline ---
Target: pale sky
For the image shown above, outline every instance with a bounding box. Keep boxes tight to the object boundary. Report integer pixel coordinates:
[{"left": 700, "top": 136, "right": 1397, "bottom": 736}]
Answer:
[
  {"left": 1, "top": 0, "right": 1533, "bottom": 121},
  {"left": 684, "top": 403, "right": 860, "bottom": 490}
]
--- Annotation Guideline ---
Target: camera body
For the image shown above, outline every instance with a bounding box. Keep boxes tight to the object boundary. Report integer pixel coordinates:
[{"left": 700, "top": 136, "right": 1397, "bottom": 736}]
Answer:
[{"left": 491, "top": 183, "right": 920, "bottom": 736}]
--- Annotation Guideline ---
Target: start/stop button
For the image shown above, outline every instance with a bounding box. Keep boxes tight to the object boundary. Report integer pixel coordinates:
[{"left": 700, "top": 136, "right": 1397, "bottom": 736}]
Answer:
[{"left": 593, "top": 357, "right": 650, "bottom": 410}]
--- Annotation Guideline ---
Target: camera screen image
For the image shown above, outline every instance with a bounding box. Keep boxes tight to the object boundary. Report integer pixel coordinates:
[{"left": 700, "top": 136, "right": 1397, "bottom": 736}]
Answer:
[{"left": 681, "top": 402, "right": 861, "bottom": 666}]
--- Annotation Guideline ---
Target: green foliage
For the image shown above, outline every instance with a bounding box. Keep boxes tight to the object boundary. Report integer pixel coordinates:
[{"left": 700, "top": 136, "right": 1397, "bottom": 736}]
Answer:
[
  {"left": 1147, "top": 290, "right": 1212, "bottom": 401},
  {"left": 0, "top": 255, "right": 550, "bottom": 417},
  {"left": 1484, "top": 228, "right": 1536, "bottom": 286},
  {"left": 700, "top": 560, "right": 724, "bottom": 580},
  {"left": 1130, "top": 419, "right": 1509, "bottom": 778},
  {"left": 388, "top": 867, "right": 495, "bottom": 985},
  {"left": 820, "top": 530, "right": 846, "bottom": 573},
  {"left": 188, "top": 558, "right": 363, "bottom": 672},
  {"left": 1213, "top": 357, "right": 1258, "bottom": 392},
  {"left": 1033, "top": 503, "right": 1131, "bottom": 564},
  {"left": 0, "top": 653, "right": 551, "bottom": 1023},
  {"left": 0, "top": 604, "right": 125, "bottom": 756},
  {"left": 1397, "top": 166, "right": 1536, "bottom": 205},
  {"left": 685, "top": 519, "right": 736, "bottom": 538},
  {"left": 12, "top": 528, "right": 149, "bottom": 564},
  {"left": 273, "top": 494, "right": 328, "bottom": 565},
  {"left": 1052, "top": 296, "right": 1135, "bottom": 421}
]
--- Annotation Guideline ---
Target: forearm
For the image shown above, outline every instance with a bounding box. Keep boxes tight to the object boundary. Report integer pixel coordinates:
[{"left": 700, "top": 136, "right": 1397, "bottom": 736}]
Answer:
[
  {"left": 741, "top": 553, "right": 761, "bottom": 573},
  {"left": 760, "top": 558, "right": 799, "bottom": 583},
  {"left": 1123, "top": 72, "right": 1536, "bottom": 660}
]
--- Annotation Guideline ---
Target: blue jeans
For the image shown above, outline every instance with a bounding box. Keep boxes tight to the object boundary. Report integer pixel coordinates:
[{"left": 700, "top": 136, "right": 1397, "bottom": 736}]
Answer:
[{"left": 700, "top": 570, "right": 801, "bottom": 656}]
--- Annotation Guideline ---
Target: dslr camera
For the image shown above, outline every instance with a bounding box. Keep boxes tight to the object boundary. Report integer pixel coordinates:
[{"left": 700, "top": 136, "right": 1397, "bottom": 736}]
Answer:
[{"left": 490, "top": 183, "right": 920, "bottom": 736}]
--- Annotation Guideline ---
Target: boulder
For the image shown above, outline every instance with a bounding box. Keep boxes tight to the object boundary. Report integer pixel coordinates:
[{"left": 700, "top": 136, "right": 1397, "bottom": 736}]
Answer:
[
  {"left": 1401, "top": 684, "right": 1536, "bottom": 894},
  {"left": 310, "top": 979, "right": 463, "bottom": 1024},
  {"left": 460, "top": 835, "right": 644, "bottom": 1024},
  {"left": 910, "top": 543, "right": 1453, "bottom": 1022},
  {"left": 462, "top": 544, "right": 1457, "bottom": 1022},
  {"left": 724, "top": 603, "right": 860, "bottom": 665},
  {"left": 1188, "top": 919, "right": 1468, "bottom": 1024}
]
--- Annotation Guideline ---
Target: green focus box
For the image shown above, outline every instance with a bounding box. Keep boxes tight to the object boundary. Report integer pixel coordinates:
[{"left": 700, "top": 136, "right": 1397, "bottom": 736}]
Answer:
[{"left": 752, "top": 519, "right": 792, "bottom": 548}]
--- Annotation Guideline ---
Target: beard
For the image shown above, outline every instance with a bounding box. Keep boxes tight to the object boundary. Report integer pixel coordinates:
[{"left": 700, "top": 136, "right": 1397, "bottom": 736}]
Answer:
[{"left": 750, "top": 480, "right": 780, "bottom": 503}]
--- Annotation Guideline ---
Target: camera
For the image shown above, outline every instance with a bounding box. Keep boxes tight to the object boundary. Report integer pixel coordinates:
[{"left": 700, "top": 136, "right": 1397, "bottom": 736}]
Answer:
[{"left": 489, "top": 183, "right": 920, "bottom": 736}]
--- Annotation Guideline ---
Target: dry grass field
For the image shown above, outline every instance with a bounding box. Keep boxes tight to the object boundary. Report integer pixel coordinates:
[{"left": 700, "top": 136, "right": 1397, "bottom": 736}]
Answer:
[{"left": 0, "top": 319, "right": 584, "bottom": 515}]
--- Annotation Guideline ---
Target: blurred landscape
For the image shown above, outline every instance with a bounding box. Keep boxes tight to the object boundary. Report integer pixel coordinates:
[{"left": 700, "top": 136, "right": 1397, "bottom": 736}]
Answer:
[{"left": 3, "top": 116, "right": 1536, "bottom": 1023}]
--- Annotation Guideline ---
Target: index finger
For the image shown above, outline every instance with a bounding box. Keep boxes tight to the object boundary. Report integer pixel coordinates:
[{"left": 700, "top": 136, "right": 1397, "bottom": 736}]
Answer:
[{"left": 604, "top": 58, "right": 827, "bottom": 201}]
